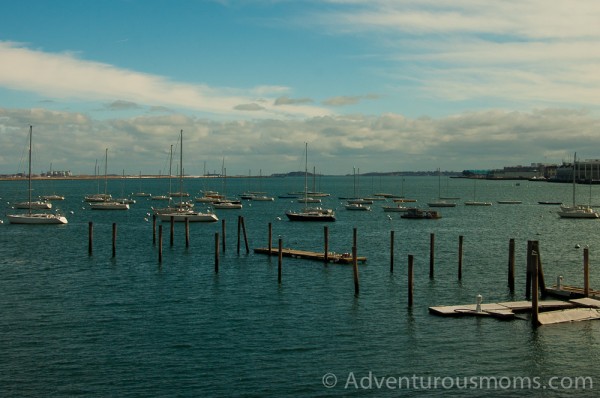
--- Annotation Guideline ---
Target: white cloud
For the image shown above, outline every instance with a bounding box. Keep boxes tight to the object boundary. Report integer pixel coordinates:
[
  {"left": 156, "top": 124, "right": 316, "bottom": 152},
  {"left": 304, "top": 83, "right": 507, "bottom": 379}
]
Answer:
[{"left": 0, "top": 42, "right": 332, "bottom": 119}]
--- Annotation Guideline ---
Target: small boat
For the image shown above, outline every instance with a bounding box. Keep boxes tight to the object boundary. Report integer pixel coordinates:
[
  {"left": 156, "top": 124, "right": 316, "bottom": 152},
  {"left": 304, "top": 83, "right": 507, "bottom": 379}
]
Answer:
[
  {"left": 7, "top": 126, "right": 68, "bottom": 225},
  {"left": 401, "top": 208, "right": 442, "bottom": 219},
  {"left": 497, "top": 200, "right": 522, "bottom": 204},
  {"left": 133, "top": 172, "right": 151, "bottom": 197},
  {"left": 89, "top": 149, "right": 130, "bottom": 211},
  {"left": 393, "top": 198, "right": 417, "bottom": 203},
  {"left": 464, "top": 201, "right": 492, "bottom": 206},
  {"left": 382, "top": 204, "right": 409, "bottom": 212},
  {"left": 41, "top": 194, "right": 65, "bottom": 201},
  {"left": 212, "top": 200, "right": 242, "bottom": 209},
  {"left": 151, "top": 195, "right": 170, "bottom": 200},
  {"left": 538, "top": 201, "right": 562, "bottom": 205},
  {"left": 428, "top": 168, "right": 457, "bottom": 207},
  {"left": 14, "top": 200, "right": 52, "bottom": 209},
  {"left": 345, "top": 203, "right": 371, "bottom": 211},
  {"left": 85, "top": 193, "right": 112, "bottom": 202},
  {"left": 251, "top": 195, "right": 275, "bottom": 201},
  {"left": 297, "top": 197, "right": 321, "bottom": 204}
]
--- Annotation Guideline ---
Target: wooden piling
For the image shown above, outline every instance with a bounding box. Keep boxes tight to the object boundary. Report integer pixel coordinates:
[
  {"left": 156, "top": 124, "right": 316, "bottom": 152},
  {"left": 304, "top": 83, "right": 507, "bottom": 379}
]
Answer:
[
  {"left": 185, "top": 217, "right": 190, "bottom": 248},
  {"left": 532, "top": 251, "right": 539, "bottom": 326},
  {"left": 278, "top": 237, "right": 283, "bottom": 284},
  {"left": 458, "top": 235, "right": 463, "bottom": 280},
  {"left": 152, "top": 214, "right": 156, "bottom": 245},
  {"left": 112, "top": 223, "right": 117, "bottom": 258},
  {"left": 390, "top": 230, "right": 395, "bottom": 273},
  {"left": 88, "top": 221, "right": 93, "bottom": 255},
  {"left": 170, "top": 216, "right": 175, "bottom": 246},
  {"left": 222, "top": 219, "right": 226, "bottom": 253},
  {"left": 268, "top": 222, "right": 272, "bottom": 253},
  {"left": 241, "top": 216, "right": 249, "bottom": 254},
  {"left": 526, "top": 240, "right": 533, "bottom": 300},
  {"left": 584, "top": 246, "right": 590, "bottom": 297},
  {"left": 237, "top": 216, "right": 241, "bottom": 254},
  {"left": 352, "top": 228, "right": 359, "bottom": 296},
  {"left": 408, "top": 254, "right": 414, "bottom": 306},
  {"left": 324, "top": 226, "right": 329, "bottom": 264},
  {"left": 215, "top": 232, "right": 220, "bottom": 273},
  {"left": 532, "top": 241, "right": 546, "bottom": 296},
  {"left": 158, "top": 225, "right": 163, "bottom": 263},
  {"left": 508, "top": 238, "right": 515, "bottom": 292},
  {"left": 429, "top": 233, "right": 435, "bottom": 279}
]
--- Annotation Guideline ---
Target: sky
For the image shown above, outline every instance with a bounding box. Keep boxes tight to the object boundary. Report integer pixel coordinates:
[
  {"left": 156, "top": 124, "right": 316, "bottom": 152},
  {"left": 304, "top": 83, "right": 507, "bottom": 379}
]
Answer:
[{"left": 1, "top": 0, "right": 600, "bottom": 176}]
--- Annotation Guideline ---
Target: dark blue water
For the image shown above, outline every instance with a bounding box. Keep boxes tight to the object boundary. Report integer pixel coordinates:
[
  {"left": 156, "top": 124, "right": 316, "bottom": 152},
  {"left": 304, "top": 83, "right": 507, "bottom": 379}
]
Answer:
[{"left": 1, "top": 176, "right": 598, "bottom": 397}]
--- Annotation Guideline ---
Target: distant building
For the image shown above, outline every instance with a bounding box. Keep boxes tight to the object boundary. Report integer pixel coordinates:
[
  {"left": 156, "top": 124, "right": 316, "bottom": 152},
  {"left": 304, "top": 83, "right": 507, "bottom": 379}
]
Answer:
[{"left": 553, "top": 159, "right": 600, "bottom": 182}]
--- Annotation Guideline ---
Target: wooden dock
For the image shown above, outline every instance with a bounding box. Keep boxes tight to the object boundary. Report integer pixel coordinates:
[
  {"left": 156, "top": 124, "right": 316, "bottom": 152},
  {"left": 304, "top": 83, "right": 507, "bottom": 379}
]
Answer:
[
  {"left": 429, "top": 300, "right": 575, "bottom": 320},
  {"left": 544, "top": 284, "right": 600, "bottom": 300},
  {"left": 254, "top": 247, "right": 367, "bottom": 264}
]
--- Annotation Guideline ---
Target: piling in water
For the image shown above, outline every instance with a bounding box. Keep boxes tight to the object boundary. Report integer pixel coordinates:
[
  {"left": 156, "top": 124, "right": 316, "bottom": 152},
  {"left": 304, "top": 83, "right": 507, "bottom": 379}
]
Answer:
[
  {"left": 215, "top": 232, "right": 220, "bottom": 273},
  {"left": 408, "top": 254, "right": 414, "bottom": 306},
  {"left": 278, "top": 238, "right": 283, "bottom": 284},
  {"left": 185, "top": 217, "right": 190, "bottom": 248},
  {"left": 324, "top": 226, "right": 329, "bottom": 264},
  {"left": 158, "top": 225, "right": 163, "bottom": 263},
  {"left": 429, "top": 233, "right": 435, "bottom": 279},
  {"left": 584, "top": 246, "right": 590, "bottom": 297},
  {"left": 532, "top": 251, "right": 539, "bottom": 327},
  {"left": 353, "top": 228, "right": 359, "bottom": 296},
  {"left": 170, "top": 216, "right": 175, "bottom": 246},
  {"left": 508, "top": 238, "right": 515, "bottom": 292}
]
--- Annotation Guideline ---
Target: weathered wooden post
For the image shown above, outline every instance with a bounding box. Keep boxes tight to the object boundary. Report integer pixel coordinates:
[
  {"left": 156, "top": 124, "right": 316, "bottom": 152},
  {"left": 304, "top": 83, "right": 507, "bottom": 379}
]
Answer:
[
  {"left": 390, "top": 230, "right": 395, "bottom": 273},
  {"left": 278, "top": 237, "right": 283, "bottom": 284},
  {"left": 241, "top": 216, "right": 249, "bottom": 254},
  {"left": 88, "top": 221, "right": 93, "bottom": 255},
  {"left": 215, "top": 232, "right": 220, "bottom": 273},
  {"left": 508, "top": 238, "right": 515, "bottom": 292},
  {"left": 324, "top": 226, "right": 329, "bottom": 264},
  {"left": 429, "top": 233, "right": 435, "bottom": 279},
  {"left": 532, "top": 250, "right": 539, "bottom": 327},
  {"left": 408, "top": 254, "right": 414, "bottom": 306},
  {"left": 185, "top": 217, "right": 190, "bottom": 248},
  {"left": 532, "top": 241, "right": 546, "bottom": 296},
  {"left": 458, "top": 235, "right": 464, "bottom": 280},
  {"left": 268, "top": 222, "right": 272, "bottom": 253},
  {"left": 112, "top": 223, "right": 117, "bottom": 258},
  {"left": 584, "top": 246, "right": 590, "bottom": 297},
  {"left": 170, "top": 216, "right": 175, "bottom": 246},
  {"left": 525, "top": 240, "right": 533, "bottom": 300},
  {"left": 152, "top": 214, "right": 156, "bottom": 245},
  {"left": 222, "top": 219, "right": 226, "bottom": 253},
  {"left": 237, "top": 216, "right": 241, "bottom": 254},
  {"left": 158, "top": 225, "right": 163, "bottom": 263},
  {"left": 352, "top": 228, "right": 359, "bottom": 296}
]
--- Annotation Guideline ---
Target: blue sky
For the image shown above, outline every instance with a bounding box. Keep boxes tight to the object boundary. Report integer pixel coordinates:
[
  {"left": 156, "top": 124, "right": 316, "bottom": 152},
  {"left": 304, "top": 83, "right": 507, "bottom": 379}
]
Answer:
[{"left": 1, "top": 0, "right": 600, "bottom": 176}]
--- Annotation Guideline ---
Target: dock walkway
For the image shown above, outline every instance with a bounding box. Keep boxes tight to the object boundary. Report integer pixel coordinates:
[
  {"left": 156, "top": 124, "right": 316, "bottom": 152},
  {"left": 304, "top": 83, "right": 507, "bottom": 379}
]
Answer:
[{"left": 254, "top": 247, "right": 367, "bottom": 264}]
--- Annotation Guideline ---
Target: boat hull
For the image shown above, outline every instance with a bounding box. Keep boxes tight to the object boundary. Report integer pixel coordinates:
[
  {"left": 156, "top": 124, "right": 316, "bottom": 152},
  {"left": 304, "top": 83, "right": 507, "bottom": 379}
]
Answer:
[
  {"left": 7, "top": 213, "right": 68, "bottom": 224},
  {"left": 157, "top": 212, "right": 218, "bottom": 222}
]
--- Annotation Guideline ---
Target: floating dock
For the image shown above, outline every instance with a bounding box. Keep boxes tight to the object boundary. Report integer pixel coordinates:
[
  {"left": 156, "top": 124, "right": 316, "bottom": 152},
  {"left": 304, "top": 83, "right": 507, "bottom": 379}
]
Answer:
[
  {"left": 254, "top": 247, "right": 367, "bottom": 264},
  {"left": 429, "top": 300, "right": 575, "bottom": 320}
]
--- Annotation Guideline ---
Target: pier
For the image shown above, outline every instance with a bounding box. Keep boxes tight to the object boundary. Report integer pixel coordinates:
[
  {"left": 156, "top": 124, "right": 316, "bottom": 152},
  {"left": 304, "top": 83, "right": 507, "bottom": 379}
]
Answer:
[{"left": 253, "top": 247, "right": 367, "bottom": 264}]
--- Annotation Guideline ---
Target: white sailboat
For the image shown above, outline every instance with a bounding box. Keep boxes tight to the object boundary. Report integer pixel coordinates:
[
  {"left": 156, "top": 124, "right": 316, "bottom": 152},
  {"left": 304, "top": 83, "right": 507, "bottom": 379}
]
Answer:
[
  {"left": 156, "top": 130, "right": 218, "bottom": 222},
  {"left": 89, "top": 149, "right": 130, "bottom": 210},
  {"left": 7, "top": 126, "right": 68, "bottom": 224},
  {"left": 286, "top": 143, "right": 335, "bottom": 221},
  {"left": 464, "top": 178, "right": 492, "bottom": 206},
  {"left": 558, "top": 153, "right": 599, "bottom": 219},
  {"left": 428, "top": 168, "right": 457, "bottom": 207},
  {"left": 345, "top": 167, "right": 371, "bottom": 211}
]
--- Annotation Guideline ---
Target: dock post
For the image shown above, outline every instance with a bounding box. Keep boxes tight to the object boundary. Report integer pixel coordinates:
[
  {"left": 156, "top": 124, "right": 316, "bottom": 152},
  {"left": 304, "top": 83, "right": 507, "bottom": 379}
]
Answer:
[
  {"left": 533, "top": 241, "right": 546, "bottom": 296},
  {"left": 152, "top": 214, "right": 156, "bottom": 245},
  {"left": 268, "top": 222, "right": 272, "bottom": 254},
  {"left": 170, "top": 216, "right": 175, "bottom": 246},
  {"left": 88, "top": 221, "right": 93, "bottom": 256},
  {"left": 508, "top": 238, "right": 515, "bottom": 292},
  {"left": 584, "top": 246, "right": 590, "bottom": 297},
  {"left": 525, "top": 241, "right": 532, "bottom": 300},
  {"left": 112, "top": 223, "right": 117, "bottom": 258},
  {"left": 390, "top": 230, "right": 395, "bottom": 273},
  {"left": 237, "top": 216, "right": 241, "bottom": 254},
  {"left": 408, "top": 254, "right": 414, "bottom": 306},
  {"left": 185, "top": 217, "right": 190, "bottom": 248},
  {"left": 429, "top": 233, "right": 435, "bottom": 279},
  {"left": 324, "top": 226, "right": 329, "bottom": 264},
  {"left": 214, "top": 232, "right": 220, "bottom": 273},
  {"left": 531, "top": 251, "right": 539, "bottom": 327},
  {"left": 158, "top": 225, "right": 163, "bottom": 263},
  {"left": 241, "top": 216, "right": 249, "bottom": 254},
  {"left": 222, "top": 219, "right": 226, "bottom": 253},
  {"left": 278, "top": 237, "right": 283, "bottom": 284},
  {"left": 353, "top": 228, "right": 359, "bottom": 296},
  {"left": 458, "top": 235, "right": 463, "bottom": 280}
]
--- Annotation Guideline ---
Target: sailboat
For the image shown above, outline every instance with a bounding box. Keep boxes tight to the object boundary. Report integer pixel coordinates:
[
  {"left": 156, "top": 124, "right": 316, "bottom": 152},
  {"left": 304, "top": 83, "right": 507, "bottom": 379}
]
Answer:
[
  {"left": 155, "top": 130, "right": 218, "bottom": 222},
  {"left": 212, "top": 163, "right": 242, "bottom": 209},
  {"left": 133, "top": 171, "right": 151, "bottom": 197},
  {"left": 286, "top": 143, "right": 335, "bottom": 221},
  {"left": 428, "top": 168, "right": 457, "bottom": 207},
  {"left": 464, "top": 178, "right": 492, "bottom": 206},
  {"left": 7, "top": 126, "right": 68, "bottom": 224},
  {"left": 85, "top": 159, "right": 112, "bottom": 202},
  {"left": 41, "top": 163, "right": 65, "bottom": 201},
  {"left": 346, "top": 167, "right": 371, "bottom": 211},
  {"left": 557, "top": 153, "right": 599, "bottom": 219},
  {"left": 89, "top": 149, "right": 130, "bottom": 210}
]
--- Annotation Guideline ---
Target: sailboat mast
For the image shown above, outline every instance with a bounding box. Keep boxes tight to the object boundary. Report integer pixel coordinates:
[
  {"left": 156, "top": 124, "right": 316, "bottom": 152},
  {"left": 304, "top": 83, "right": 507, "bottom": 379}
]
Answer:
[
  {"left": 304, "top": 143, "right": 308, "bottom": 201},
  {"left": 573, "top": 152, "right": 577, "bottom": 207},
  {"left": 103, "top": 148, "right": 108, "bottom": 195},
  {"left": 28, "top": 125, "right": 32, "bottom": 215},
  {"left": 179, "top": 130, "right": 183, "bottom": 199}
]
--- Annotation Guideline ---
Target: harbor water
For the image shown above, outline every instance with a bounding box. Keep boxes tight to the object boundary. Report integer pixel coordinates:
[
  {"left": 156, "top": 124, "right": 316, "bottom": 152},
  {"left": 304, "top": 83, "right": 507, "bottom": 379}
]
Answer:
[{"left": 1, "top": 176, "right": 599, "bottom": 397}]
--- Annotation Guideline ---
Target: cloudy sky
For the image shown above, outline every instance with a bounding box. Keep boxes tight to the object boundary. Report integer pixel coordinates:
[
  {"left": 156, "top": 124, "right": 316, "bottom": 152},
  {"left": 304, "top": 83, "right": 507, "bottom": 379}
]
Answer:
[{"left": 1, "top": 0, "right": 600, "bottom": 176}]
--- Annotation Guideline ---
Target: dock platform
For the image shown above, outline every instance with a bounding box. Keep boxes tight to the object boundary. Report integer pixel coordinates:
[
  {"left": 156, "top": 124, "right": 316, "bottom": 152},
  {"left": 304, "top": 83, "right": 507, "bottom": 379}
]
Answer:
[
  {"left": 254, "top": 247, "right": 367, "bottom": 264},
  {"left": 429, "top": 300, "right": 575, "bottom": 320}
]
